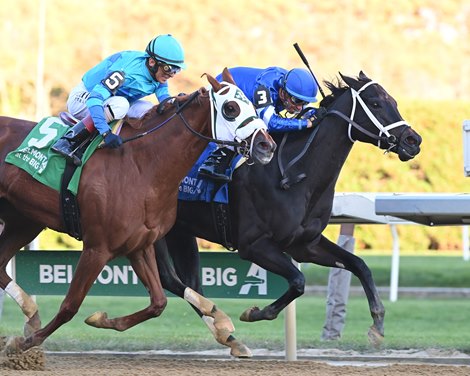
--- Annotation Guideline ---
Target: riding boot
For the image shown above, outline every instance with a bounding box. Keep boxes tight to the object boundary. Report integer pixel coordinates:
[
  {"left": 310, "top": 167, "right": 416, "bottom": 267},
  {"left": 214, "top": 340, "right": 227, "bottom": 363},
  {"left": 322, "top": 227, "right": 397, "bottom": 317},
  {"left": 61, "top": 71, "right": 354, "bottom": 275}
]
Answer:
[
  {"left": 198, "top": 147, "right": 236, "bottom": 182},
  {"left": 51, "top": 121, "right": 94, "bottom": 166}
]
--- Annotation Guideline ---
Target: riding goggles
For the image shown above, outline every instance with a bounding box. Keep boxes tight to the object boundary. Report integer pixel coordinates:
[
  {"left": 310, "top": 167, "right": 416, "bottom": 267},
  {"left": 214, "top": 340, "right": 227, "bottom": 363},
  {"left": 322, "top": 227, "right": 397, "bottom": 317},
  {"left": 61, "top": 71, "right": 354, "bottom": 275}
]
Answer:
[
  {"left": 289, "top": 95, "right": 308, "bottom": 106},
  {"left": 156, "top": 60, "right": 181, "bottom": 74}
]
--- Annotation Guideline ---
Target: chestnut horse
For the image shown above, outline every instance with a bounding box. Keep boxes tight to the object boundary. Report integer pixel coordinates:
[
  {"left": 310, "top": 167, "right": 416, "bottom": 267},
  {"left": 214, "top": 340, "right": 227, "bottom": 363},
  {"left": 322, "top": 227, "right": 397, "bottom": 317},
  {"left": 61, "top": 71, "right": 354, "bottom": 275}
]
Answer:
[
  {"left": 0, "top": 68, "right": 276, "bottom": 353},
  {"left": 154, "top": 72, "right": 422, "bottom": 352}
]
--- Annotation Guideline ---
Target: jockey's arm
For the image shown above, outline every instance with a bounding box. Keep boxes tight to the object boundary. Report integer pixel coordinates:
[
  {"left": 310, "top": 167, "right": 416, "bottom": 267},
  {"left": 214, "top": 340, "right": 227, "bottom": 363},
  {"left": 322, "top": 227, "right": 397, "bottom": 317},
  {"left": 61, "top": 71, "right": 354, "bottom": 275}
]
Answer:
[
  {"left": 86, "top": 85, "right": 113, "bottom": 135},
  {"left": 257, "top": 105, "right": 311, "bottom": 133}
]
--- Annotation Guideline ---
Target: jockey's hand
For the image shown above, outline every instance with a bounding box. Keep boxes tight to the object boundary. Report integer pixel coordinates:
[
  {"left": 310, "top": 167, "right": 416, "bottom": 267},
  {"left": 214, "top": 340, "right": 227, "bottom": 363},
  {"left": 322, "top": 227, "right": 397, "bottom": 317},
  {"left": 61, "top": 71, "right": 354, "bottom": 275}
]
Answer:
[{"left": 103, "top": 132, "right": 123, "bottom": 148}]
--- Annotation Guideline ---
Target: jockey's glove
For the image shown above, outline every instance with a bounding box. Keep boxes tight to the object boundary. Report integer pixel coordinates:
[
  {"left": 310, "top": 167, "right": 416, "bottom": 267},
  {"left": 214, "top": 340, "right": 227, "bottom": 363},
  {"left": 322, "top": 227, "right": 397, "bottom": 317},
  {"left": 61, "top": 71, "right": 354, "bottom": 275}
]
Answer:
[{"left": 103, "top": 131, "right": 123, "bottom": 149}]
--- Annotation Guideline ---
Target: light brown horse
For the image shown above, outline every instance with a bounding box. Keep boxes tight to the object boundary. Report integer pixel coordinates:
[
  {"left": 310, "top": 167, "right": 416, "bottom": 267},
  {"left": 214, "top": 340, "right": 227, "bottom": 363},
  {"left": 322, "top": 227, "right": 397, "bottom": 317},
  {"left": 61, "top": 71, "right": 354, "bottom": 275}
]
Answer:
[{"left": 0, "top": 68, "right": 276, "bottom": 354}]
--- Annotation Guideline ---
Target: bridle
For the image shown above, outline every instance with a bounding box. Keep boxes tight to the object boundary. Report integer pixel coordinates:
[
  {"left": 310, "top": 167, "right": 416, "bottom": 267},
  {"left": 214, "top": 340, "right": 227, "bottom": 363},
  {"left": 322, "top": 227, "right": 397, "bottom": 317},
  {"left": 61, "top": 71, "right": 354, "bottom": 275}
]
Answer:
[
  {"left": 327, "top": 81, "right": 410, "bottom": 152},
  {"left": 277, "top": 80, "right": 411, "bottom": 189},
  {"left": 109, "top": 87, "right": 262, "bottom": 158}
]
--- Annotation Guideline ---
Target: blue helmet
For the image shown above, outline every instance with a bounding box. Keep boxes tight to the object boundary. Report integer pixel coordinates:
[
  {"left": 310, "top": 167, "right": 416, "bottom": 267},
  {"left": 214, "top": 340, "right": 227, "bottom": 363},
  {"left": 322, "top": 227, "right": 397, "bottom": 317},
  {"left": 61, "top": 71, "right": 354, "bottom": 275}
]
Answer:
[
  {"left": 145, "top": 34, "right": 186, "bottom": 69},
  {"left": 282, "top": 68, "right": 318, "bottom": 103}
]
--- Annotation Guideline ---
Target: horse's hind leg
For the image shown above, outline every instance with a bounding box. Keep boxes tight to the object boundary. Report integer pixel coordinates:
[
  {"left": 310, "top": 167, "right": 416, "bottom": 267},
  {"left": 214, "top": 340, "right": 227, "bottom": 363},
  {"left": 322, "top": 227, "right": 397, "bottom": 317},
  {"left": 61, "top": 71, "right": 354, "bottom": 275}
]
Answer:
[
  {"left": 0, "top": 200, "right": 44, "bottom": 337},
  {"left": 300, "top": 235, "right": 385, "bottom": 346},
  {"left": 7, "top": 246, "right": 113, "bottom": 352},
  {"left": 85, "top": 244, "right": 167, "bottom": 331},
  {"left": 158, "top": 232, "right": 252, "bottom": 358}
]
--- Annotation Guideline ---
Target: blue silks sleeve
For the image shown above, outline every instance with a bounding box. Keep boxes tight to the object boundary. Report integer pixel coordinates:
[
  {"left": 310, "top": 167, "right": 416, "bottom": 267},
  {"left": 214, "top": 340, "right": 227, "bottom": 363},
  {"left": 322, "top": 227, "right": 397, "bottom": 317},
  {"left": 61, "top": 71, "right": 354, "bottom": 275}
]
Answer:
[{"left": 267, "top": 114, "right": 309, "bottom": 133}]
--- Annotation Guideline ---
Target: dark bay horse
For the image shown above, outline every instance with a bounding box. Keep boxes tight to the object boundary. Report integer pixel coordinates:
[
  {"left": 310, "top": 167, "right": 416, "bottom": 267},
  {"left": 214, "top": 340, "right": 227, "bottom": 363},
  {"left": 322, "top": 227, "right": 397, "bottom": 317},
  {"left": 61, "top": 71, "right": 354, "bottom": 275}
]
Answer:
[
  {"left": 155, "top": 71, "right": 422, "bottom": 353},
  {"left": 0, "top": 68, "right": 276, "bottom": 354}
]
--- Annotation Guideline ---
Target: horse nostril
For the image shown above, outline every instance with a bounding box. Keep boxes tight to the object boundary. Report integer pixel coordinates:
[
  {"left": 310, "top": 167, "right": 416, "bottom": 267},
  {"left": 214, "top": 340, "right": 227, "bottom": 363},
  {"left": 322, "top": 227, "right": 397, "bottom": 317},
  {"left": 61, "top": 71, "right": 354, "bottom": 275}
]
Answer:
[
  {"left": 259, "top": 141, "right": 276, "bottom": 152},
  {"left": 406, "top": 136, "right": 420, "bottom": 146}
]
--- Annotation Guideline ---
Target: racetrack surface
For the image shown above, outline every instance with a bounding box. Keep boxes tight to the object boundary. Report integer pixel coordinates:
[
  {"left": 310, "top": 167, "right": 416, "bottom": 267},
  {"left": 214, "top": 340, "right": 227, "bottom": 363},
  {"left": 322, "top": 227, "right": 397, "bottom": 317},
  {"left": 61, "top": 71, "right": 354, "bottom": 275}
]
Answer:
[{"left": 1, "top": 349, "right": 470, "bottom": 375}]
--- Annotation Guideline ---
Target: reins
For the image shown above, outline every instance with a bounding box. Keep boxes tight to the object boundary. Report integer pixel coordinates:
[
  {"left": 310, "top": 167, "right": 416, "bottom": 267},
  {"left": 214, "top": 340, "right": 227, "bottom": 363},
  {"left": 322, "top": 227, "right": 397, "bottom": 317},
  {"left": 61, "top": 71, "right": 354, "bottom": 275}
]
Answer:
[
  {"left": 326, "top": 109, "right": 397, "bottom": 146},
  {"left": 277, "top": 80, "right": 410, "bottom": 189},
  {"left": 100, "top": 89, "right": 250, "bottom": 152}
]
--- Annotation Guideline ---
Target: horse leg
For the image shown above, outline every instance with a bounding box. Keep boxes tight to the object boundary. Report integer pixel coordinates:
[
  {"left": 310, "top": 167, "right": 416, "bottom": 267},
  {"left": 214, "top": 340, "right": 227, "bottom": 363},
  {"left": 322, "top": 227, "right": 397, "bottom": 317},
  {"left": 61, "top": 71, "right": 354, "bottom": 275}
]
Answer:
[
  {"left": 157, "top": 232, "right": 251, "bottom": 358},
  {"left": 165, "top": 230, "right": 236, "bottom": 333},
  {"left": 292, "top": 234, "right": 385, "bottom": 346},
  {"left": 6, "top": 246, "right": 112, "bottom": 352},
  {"left": 237, "top": 236, "right": 306, "bottom": 322},
  {"left": 85, "top": 245, "right": 167, "bottom": 331},
  {"left": 0, "top": 201, "right": 44, "bottom": 338}
]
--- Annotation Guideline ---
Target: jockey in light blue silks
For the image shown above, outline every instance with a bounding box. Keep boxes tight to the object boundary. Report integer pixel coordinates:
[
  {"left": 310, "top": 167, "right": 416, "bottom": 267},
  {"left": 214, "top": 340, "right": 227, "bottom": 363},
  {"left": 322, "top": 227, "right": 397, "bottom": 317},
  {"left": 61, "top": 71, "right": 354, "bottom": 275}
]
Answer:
[
  {"left": 198, "top": 66, "right": 319, "bottom": 182},
  {"left": 52, "top": 34, "right": 186, "bottom": 166}
]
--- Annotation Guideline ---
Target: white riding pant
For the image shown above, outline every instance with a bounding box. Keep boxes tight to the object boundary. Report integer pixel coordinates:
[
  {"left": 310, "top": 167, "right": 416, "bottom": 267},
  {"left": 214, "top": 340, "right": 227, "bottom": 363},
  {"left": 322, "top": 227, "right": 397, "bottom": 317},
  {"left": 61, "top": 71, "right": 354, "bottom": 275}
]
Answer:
[{"left": 67, "top": 82, "right": 154, "bottom": 121}]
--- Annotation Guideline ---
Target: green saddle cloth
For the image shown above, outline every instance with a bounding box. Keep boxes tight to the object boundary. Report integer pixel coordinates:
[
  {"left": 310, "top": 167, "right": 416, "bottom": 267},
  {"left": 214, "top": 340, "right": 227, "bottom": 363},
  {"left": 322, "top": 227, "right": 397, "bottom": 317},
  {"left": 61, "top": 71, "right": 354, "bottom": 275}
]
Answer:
[{"left": 5, "top": 116, "right": 103, "bottom": 195}]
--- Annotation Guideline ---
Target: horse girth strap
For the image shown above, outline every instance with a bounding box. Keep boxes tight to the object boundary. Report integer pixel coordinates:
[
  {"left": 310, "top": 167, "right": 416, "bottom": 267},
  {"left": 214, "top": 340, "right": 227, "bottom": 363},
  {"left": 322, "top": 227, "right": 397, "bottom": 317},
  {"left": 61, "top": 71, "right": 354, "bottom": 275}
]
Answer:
[
  {"left": 212, "top": 202, "right": 236, "bottom": 252},
  {"left": 60, "top": 162, "right": 83, "bottom": 240}
]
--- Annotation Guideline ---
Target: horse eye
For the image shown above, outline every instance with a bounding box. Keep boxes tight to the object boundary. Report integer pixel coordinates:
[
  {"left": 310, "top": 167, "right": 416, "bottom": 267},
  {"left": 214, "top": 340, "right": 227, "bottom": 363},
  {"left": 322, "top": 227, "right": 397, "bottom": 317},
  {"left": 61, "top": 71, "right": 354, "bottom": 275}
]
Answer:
[
  {"left": 372, "top": 101, "right": 380, "bottom": 108},
  {"left": 222, "top": 101, "right": 241, "bottom": 121}
]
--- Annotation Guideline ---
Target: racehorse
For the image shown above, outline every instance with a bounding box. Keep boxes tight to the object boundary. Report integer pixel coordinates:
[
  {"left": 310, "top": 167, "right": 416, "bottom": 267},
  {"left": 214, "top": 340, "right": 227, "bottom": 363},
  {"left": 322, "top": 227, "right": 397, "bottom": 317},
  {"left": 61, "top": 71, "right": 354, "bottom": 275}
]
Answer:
[
  {"left": 0, "top": 68, "right": 276, "bottom": 354},
  {"left": 154, "top": 71, "right": 422, "bottom": 352}
]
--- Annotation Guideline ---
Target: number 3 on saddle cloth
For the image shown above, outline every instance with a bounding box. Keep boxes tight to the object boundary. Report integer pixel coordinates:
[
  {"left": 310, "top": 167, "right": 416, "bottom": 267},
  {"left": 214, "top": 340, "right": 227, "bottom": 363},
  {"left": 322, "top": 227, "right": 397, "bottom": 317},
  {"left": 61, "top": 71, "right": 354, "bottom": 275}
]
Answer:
[
  {"left": 4, "top": 115, "right": 120, "bottom": 240},
  {"left": 178, "top": 142, "right": 243, "bottom": 251}
]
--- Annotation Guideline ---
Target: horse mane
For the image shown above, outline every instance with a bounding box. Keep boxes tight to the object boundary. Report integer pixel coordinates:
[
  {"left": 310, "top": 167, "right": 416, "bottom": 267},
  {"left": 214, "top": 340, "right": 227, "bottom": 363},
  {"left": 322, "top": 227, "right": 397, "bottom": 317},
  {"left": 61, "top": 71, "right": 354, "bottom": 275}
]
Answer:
[
  {"left": 319, "top": 72, "right": 371, "bottom": 108},
  {"left": 319, "top": 77, "right": 349, "bottom": 108},
  {"left": 125, "top": 87, "right": 210, "bottom": 129}
]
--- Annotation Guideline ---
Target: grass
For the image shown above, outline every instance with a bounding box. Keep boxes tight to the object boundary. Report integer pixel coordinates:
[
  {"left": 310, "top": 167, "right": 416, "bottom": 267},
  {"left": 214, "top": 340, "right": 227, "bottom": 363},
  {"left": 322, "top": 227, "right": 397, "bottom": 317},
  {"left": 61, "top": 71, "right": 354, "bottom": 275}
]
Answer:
[
  {"left": 302, "top": 254, "right": 470, "bottom": 288},
  {"left": 1, "top": 294, "right": 470, "bottom": 354},
  {"left": 1, "top": 254, "right": 468, "bottom": 353}
]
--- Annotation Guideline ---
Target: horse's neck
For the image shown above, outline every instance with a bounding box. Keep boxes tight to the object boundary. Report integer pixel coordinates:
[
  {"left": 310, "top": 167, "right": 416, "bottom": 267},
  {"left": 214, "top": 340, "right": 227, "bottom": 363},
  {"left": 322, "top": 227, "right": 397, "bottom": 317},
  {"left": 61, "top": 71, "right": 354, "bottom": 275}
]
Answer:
[{"left": 132, "top": 97, "right": 212, "bottom": 185}]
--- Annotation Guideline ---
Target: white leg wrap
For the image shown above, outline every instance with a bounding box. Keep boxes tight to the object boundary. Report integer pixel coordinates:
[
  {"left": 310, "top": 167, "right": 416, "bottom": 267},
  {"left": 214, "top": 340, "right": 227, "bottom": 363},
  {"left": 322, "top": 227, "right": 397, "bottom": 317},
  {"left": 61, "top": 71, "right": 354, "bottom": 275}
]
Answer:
[
  {"left": 5, "top": 280, "right": 38, "bottom": 318},
  {"left": 183, "top": 287, "right": 201, "bottom": 308},
  {"left": 202, "top": 315, "right": 217, "bottom": 336}
]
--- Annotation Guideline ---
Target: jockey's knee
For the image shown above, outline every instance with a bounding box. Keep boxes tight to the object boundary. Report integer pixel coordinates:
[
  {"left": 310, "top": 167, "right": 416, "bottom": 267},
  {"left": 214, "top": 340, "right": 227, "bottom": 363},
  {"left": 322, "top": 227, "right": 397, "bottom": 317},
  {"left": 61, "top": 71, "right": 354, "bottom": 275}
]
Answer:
[
  {"left": 104, "top": 96, "right": 130, "bottom": 121},
  {"left": 127, "top": 99, "right": 154, "bottom": 119}
]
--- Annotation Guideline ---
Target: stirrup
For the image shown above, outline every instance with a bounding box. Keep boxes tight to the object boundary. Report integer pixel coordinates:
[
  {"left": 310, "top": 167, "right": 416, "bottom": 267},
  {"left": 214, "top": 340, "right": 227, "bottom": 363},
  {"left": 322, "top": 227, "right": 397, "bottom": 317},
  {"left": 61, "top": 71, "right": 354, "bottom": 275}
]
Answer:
[
  {"left": 51, "top": 144, "right": 82, "bottom": 166},
  {"left": 198, "top": 167, "right": 231, "bottom": 182}
]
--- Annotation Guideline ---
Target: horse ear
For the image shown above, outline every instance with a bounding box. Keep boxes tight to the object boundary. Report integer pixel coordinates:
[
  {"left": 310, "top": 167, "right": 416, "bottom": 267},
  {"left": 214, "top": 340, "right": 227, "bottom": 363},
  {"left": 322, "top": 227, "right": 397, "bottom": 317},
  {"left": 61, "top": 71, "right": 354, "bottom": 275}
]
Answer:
[
  {"left": 358, "top": 71, "right": 370, "bottom": 81},
  {"left": 204, "top": 73, "right": 222, "bottom": 92},
  {"left": 221, "top": 67, "right": 236, "bottom": 85},
  {"left": 338, "top": 72, "right": 357, "bottom": 89}
]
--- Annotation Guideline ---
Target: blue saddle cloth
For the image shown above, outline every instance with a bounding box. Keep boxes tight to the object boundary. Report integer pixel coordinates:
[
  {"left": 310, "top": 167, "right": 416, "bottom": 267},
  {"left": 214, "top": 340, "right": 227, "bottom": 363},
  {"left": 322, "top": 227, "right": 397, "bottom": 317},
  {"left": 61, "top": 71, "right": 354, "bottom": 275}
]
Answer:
[{"left": 178, "top": 142, "right": 241, "bottom": 204}]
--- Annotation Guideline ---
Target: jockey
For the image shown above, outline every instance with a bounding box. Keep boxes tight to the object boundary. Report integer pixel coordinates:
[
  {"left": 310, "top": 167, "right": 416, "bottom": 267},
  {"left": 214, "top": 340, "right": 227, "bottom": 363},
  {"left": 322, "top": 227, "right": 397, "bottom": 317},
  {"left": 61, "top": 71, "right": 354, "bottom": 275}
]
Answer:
[
  {"left": 198, "top": 66, "right": 318, "bottom": 182},
  {"left": 52, "top": 34, "right": 186, "bottom": 166}
]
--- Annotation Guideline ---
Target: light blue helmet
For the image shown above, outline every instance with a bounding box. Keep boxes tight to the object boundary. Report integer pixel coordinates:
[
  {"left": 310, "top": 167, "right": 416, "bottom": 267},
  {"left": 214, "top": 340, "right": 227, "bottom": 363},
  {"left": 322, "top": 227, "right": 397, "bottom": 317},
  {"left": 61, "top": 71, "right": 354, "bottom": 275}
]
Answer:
[
  {"left": 145, "top": 34, "right": 186, "bottom": 69},
  {"left": 282, "top": 68, "right": 318, "bottom": 103}
]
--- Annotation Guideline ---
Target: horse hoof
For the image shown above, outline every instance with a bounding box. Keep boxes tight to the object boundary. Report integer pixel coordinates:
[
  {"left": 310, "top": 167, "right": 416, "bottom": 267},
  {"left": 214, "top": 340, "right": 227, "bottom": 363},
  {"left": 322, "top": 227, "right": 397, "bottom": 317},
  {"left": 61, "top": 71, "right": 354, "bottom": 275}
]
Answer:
[
  {"left": 23, "top": 312, "right": 41, "bottom": 337},
  {"left": 85, "top": 311, "right": 108, "bottom": 328},
  {"left": 229, "top": 339, "right": 253, "bottom": 358},
  {"left": 367, "top": 325, "right": 384, "bottom": 348},
  {"left": 239, "top": 307, "right": 260, "bottom": 322}
]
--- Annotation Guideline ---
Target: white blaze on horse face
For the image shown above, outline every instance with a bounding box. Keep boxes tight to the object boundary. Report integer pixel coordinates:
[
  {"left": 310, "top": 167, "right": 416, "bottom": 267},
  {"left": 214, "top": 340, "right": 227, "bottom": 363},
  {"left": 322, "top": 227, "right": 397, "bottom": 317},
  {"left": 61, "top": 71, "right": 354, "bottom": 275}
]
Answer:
[{"left": 209, "top": 83, "right": 267, "bottom": 142}]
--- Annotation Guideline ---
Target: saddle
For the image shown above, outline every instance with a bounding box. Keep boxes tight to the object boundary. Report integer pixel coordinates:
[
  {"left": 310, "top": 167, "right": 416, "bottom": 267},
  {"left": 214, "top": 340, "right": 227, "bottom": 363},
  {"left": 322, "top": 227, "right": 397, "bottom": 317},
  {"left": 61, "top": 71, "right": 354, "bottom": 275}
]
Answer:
[{"left": 59, "top": 111, "right": 79, "bottom": 126}]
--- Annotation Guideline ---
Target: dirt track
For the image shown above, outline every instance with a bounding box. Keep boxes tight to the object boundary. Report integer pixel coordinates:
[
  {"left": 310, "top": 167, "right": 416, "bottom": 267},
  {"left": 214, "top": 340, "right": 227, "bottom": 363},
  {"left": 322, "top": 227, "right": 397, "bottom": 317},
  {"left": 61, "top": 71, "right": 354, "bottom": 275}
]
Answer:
[{"left": 1, "top": 353, "right": 470, "bottom": 376}]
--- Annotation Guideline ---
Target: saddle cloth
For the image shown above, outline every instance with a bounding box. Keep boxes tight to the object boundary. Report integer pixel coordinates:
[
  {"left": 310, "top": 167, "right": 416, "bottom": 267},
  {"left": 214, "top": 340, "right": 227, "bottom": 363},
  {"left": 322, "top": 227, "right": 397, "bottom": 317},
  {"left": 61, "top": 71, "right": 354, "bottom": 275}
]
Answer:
[
  {"left": 178, "top": 142, "right": 243, "bottom": 204},
  {"left": 5, "top": 116, "right": 103, "bottom": 195}
]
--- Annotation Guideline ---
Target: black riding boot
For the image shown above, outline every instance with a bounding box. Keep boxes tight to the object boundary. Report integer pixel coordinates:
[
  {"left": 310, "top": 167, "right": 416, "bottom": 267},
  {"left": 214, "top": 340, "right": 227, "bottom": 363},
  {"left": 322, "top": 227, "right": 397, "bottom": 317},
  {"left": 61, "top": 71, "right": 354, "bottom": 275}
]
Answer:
[
  {"left": 198, "top": 147, "right": 236, "bottom": 182},
  {"left": 51, "top": 121, "right": 93, "bottom": 166}
]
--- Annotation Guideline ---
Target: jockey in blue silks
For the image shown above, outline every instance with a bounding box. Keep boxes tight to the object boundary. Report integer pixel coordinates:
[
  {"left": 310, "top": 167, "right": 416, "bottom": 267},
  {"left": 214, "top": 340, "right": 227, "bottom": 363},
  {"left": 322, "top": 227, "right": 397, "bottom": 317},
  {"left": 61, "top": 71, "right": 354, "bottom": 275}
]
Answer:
[
  {"left": 52, "top": 34, "right": 186, "bottom": 166},
  {"left": 198, "top": 66, "right": 319, "bottom": 182}
]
